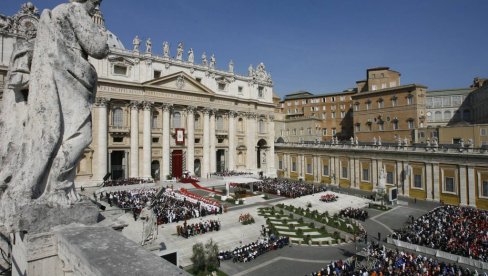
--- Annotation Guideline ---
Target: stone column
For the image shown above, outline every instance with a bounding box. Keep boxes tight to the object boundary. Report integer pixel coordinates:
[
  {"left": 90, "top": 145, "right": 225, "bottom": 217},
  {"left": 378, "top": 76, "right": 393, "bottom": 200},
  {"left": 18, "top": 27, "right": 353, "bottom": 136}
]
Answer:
[
  {"left": 162, "top": 103, "right": 172, "bottom": 179},
  {"left": 185, "top": 106, "right": 196, "bottom": 174},
  {"left": 202, "top": 108, "right": 210, "bottom": 178},
  {"left": 210, "top": 109, "right": 217, "bottom": 173},
  {"left": 459, "top": 166, "right": 467, "bottom": 206},
  {"left": 349, "top": 158, "right": 354, "bottom": 186},
  {"left": 267, "top": 115, "right": 276, "bottom": 176},
  {"left": 403, "top": 163, "right": 410, "bottom": 196},
  {"left": 372, "top": 160, "right": 378, "bottom": 188},
  {"left": 227, "top": 111, "right": 237, "bottom": 171},
  {"left": 301, "top": 155, "right": 306, "bottom": 179},
  {"left": 129, "top": 101, "right": 139, "bottom": 178},
  {"left": 94, "top": 98, "right": 109, "bottom": 182},
  {"left": 396, "top": 161, "right": 403, "bottom": 195},
  {"left": 246, "top": 113, "right": 257, "bottom": 171},
  {"left": 354, "top": 158, "right": 360, "bottom": 189},
  {"left": 335, "top": 157, "right": 340, "bottom": 185},
  {"left": 432, "top": 163, "right": 440, "bottom": 201},
  {"left": 142, "top": 102, "right": 153, "bottom": 179},
  {"left": 425, "top": 163, "right": 433, "bottom": 200},
  {"left": 467, "top": 166, "right": 476, "bottom": 207}
]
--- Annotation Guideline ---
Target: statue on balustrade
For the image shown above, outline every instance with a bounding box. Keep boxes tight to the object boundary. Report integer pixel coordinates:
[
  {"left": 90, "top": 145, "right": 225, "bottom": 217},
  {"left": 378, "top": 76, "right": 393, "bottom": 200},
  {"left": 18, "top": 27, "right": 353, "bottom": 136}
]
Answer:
[{"left": 0, "top": 0, "right": 109, "bottom": 232}]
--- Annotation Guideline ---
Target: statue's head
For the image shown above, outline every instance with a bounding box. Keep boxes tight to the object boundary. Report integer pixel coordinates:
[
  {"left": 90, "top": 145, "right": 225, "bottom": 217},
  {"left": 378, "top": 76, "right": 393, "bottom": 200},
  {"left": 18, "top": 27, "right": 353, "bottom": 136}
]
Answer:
[{"left": 71, "top": 0, "right": 102, "bottom": 16}]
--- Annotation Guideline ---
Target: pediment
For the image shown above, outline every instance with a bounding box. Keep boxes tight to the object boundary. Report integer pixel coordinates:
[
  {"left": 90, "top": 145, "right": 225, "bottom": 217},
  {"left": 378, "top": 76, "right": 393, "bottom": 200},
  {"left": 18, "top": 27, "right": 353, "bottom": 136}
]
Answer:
[{"left": 143, "top": 71, "right": 215, "bottom": 95}]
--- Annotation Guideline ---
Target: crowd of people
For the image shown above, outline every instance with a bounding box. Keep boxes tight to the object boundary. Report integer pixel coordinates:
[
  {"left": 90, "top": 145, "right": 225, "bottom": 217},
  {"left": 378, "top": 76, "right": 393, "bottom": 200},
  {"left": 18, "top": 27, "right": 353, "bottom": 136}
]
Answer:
[
  {"left": 339, "top": 207, "right": 368, "bottom": 221},
  {"left": 238, "top": 213, "right": 255, "bottom": 225},
  {"left": 103, "top": 188, "right": 221, "bottom": 225},
  {"left": 210, "top": 171, "right": 254, "bottom": 177},
  {"left": 319, "top": 194, "right": 338, "bottom": 202},
  {"left": 218, "top": 236, "right": 289, "bottom": 263},
  {"left": 103, "top": 177, "right": 152, "bottom": 187},
  {"left": 391, "top": 205, "right": 488, "bottom": 262},
  {"left": 308, "top": 242, "right": 481, "bottom": 275},
  {"left": 176, "top": 220, "right": 221, "bottom": 238},
  {"left": 254, "top": 178, "right": 327, "bottom": 198}
]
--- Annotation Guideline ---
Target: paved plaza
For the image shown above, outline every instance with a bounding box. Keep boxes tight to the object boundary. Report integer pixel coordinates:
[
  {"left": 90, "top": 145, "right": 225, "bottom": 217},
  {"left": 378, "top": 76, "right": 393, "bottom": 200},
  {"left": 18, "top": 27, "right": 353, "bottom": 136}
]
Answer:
[{"left": 88, "top": 181, "right": 480, "bottom": 275}]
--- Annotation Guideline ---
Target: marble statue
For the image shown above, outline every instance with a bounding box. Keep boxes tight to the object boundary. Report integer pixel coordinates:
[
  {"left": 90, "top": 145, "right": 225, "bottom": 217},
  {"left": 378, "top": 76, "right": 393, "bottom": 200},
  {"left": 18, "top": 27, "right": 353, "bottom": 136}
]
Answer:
[
  {"left": 202, "top": 51, "right": 207, "bottom": 66},
  {"left": 210, "top": 54, "right": 216, "bottom": 69},
  {"left": 0, "top": 0, "right": 109, "bottom": 230},
  {"left": 397, "top": 137, "right": 402, "bottom": 146},
  {"left": 145, "top": 38, "right": 152, "bottom": 53},
  {"left": 355, "top": 136, "right": 359, "bottom": 145},
  {"left": 404, "top": 137, "right": 409, "bottom": 146},
  {"left": 460, "top": 138, "right": 465, "bottom": 148},
  {"left": 228, "top": 60, "right": 234, "bottom": 73},
  {"left": 378, "top": 168, "right": 386, "bottom": 189},
  {"left": 248, "top": 64, "right": 254, "bottom": 77},
  {"left": 373, "top": 137, "right": 377, "bottom": 146},
  {"left": 176, "top": 42, "right": 183, "bottom": 61},
  {"left": 132, "top": 35, "right": 140, "bottom": 52},
  {"left": 140, "top": 201, "right": 157, "bottom": 245},
  {"left": 378, "top": 136, "right": 382, "bottom": 146},
  {"left": 350, "top": 137, "right": 354, "bottom": 145},
  {"left": 433, "top": 137, "right": 438, "bottom": 147},
  {"left": 163, "top": 41, "right": 169, "bottom": 58},
  {"left": 187, "top": 48, "right": 194, "bottom": 63}
]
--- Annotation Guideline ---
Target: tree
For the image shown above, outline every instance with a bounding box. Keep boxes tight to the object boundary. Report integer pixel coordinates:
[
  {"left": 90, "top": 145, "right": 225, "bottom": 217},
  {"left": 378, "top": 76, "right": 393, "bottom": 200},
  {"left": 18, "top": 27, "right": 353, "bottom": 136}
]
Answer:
[{"left": 191, "top": 239, "right": 220, "bottom": 275}]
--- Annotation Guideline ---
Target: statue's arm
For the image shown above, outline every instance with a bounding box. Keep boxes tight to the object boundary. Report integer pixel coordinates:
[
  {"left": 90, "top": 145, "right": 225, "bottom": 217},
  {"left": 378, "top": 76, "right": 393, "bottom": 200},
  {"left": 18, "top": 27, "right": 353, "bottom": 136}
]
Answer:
[{"left": 69, "top": 4, "right": 109, "bottom": 59}]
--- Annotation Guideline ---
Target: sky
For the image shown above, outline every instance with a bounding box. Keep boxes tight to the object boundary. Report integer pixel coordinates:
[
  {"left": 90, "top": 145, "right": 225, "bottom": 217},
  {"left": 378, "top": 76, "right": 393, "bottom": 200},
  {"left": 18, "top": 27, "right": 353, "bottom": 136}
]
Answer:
[{"left": 2, "top": 0, "right": 488, "bottom": 97}]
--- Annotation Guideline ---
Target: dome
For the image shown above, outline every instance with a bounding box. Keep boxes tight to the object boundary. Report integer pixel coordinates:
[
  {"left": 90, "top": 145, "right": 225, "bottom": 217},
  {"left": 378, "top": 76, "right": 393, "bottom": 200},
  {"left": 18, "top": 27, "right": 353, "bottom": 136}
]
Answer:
[{"left": 107, "top": 30, "right": 125, "bottom": 50}]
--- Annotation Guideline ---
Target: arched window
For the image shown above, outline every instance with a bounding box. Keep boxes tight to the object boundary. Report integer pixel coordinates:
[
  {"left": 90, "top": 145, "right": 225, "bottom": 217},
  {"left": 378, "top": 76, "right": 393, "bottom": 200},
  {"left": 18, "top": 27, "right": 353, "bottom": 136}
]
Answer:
[
  {"left": 216, "top": 116, "right": 224, "bottom": 130},
  {"left": 443, "top": 110, "right": 451, "bottom": 121},
  {"left": 238, "top": 118, "right": 244, "bottom": 131},
  {"left": 259, "top": 119, "right": 265, "bottom": 133},
  {"left": 112, "top": 108, "right": 123, "bottom": 127},
  {"left": 434, "top": 111, "right": 442, "bottom": 122},
  {"left": 194, "top": 114, "right": 201, "bottom": 129},
  {"left": 152, "top": 111, "right": 159, "bottom": 128},
  {"left": 173, "top": 112, "right": 181, "bottom": 128}
]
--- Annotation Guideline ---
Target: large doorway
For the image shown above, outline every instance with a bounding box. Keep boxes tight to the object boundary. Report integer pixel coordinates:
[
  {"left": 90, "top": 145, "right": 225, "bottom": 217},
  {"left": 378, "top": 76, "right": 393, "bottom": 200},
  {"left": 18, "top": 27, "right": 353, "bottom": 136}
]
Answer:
[
  {"left": 110, "top": 151, "right": 126, "bottom": 180},
  {"left": 216, "top": 149, "right": 226, "bottom": 172},
  {"left": 151, "top": 160, "right": 160, "bottom": 180},
  {"left": 171, "top": 150, "right": 183, "bottom": 179},
  {"left": 194, "top": 159, "right": 201, "bottom": 177},
  {"left": 257, "top": 139, "right": 267, "bottom": 169}
]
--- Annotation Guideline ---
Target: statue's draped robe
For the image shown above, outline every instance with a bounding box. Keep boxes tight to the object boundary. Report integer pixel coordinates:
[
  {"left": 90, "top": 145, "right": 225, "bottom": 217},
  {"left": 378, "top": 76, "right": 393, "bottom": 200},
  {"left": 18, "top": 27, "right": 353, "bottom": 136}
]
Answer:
[{"left": 0, "top": 3, "right": 108, "bottom": 225}]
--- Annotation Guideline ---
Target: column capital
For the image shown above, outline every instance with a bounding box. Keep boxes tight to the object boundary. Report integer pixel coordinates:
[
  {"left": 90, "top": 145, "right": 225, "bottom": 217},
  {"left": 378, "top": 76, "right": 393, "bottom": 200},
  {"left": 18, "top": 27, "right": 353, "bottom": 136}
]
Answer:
[
  {"left": 209, "top": 108, "right": 218, "bottom": 116},
  {"left": 142, "top": 101, "right": 154, "bottom": 111},
  {"left": 129, "top": 101, "right": 140, "bottom": 110},
  {"left": 95, "top": 97, "right": 110, "bottom": 107},
  {"left": 245, "top": 112, "right": 258, "bottom": 119},
  {"left": 184, "top": 105, "right": 197, "bottom": 114},
  {"left": 268, "top": 114, "right": 275, "bottom": 121},
  {"left": 201, "top": 107, "right": 211, "bottom": 115},
  {"left": 162, "top": 103, "right": 173, "bottom": 112},
  {"left": 228, "top": 110, "right": 238, "bottom": 118}
]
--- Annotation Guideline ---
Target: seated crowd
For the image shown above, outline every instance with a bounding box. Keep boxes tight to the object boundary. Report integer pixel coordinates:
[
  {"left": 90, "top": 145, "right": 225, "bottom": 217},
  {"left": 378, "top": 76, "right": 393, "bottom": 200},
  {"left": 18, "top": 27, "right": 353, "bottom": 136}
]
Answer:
[
  {"left": 176, "top": 220, "right": 221, "bottom": 238},
  {"left": 339, "top": 207, "right": 368, "bottom": 221},
  {"left": 103, "top": 177, "right": 153, "bottom": 187},
  {"left": 254, "top": 178, "right": 327, "bottom": 198},
  {"left": 391, "top": 205, "right": 488, "bottom": 262},
  {"left": 218, "top": 235, "right": 289, "bottom": 263},
  {"left": 308, "top": 242, "right": 479, "bottom": 275},
  {"left": 319, "top": 193, "right": 338, "bottom": 202},
  {"left": 210, "top": 171, "right": 254, "bottom": 177},
  {"left": 103, "top": 188, "right": 221, "bottom": 225}
]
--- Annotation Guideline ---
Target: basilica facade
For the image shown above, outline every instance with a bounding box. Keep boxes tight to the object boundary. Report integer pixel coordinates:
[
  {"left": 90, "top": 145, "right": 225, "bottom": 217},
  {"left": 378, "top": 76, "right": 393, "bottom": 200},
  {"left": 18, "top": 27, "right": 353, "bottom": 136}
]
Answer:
[{"left": 0, "top": 5, "right": 277, "bottom": 186}]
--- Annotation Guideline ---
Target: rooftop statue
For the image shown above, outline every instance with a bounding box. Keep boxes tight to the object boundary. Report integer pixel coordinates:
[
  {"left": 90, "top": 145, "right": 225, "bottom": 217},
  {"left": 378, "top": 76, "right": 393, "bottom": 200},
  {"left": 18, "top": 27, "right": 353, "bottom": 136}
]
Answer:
[
  {"left": 146, "top": 37, "right": 152, "bottom": 53},
  {"left": 163, "top": 41, "right": 170, "bottom": 58},
  {"left": 133, "top": 35, "right": 140, "bottom": 52},
  {"left": 187, "top": 48, "right": 194, "bottom": 64},
  {"left": 209, "top": 54, "right": 216, "bottom": 69},
  {"left": 0, "top": 0, "right": 109, "bottom": 232},
  {"left": 202, "top": 51, "right": 208, "bottom": 66},
  {"left": 176, "top": 42, "right": 183, "bottom": 61}
]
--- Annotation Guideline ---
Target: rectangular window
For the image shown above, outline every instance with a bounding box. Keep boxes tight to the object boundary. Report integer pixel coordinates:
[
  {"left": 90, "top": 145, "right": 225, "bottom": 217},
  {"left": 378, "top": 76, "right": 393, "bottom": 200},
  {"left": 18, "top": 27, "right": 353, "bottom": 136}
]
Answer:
[
  {"left": 332, "top": 128, "right": 336, "bottom": 136},
  {"left": 366, "top": 103, "right": 371, "bottom": 110},
  {"left": 407, "top": 96, "right": 414, "bottom": 105},
  {"left": 408, "top": 120, "right": 414, "bottom": 129},
  {"left": 414, "top": 174, "right": 422, "bottom": 188},
  {"left": 307, "top": 164, "right": 312, "bottom": 174},
  {"left": 113, "top": 137, "right": 123, "bottom": 143},
  {"left": 153, "top": 70, "right": 161, "bottom": 79},
  {"left": 387, "top": 171, "right": 394, "bottom": 184},
  {"left": 113, "top": 65, "right": 128, "bottom": 75},
  {"left": 292, "top": 162, "right": 297, "bottom": 172},
  {"left": 340, "top": 111, "right": 345, "bottom": 118},
  {"left": 378, "top": 101, "right": 384, "bottom": 108},
  {"left": 391, "top": 98, "right": 397, "bottom": 107},
  {"left": 302, "top": 100, "right": 307, "bottom": 104},
  {"left": 445, "top": 177, "right": 455, "bottom": 193},
  {"left": 426, "top": 97, "right": 433, "bottom": 108},
  {"left": 362, "top": 168, "right": 370, "bottom": 181},
  {"left": 481, "top": 128, "right": 487, "bottom": 136},
  {"left": 433, "top": 97, "right": 442, "bottom": 108},
  {"left": 442, "top": 96, "right": 451, "bottom": 107},
  {"left": 331, "top": 112, "right": 336, "bottom": 119},
  {"left": 372, "top": 84, "right": 377, "bottom": 91},
  {"left": 238, "top": 86, "right": 243, "bottom": 94},
  {"left": 354, "top": 104, "right": 359, "bottom": 111},
  {"left": 258, "top": 86, "right": 264, "bottom": 98},
  {"left": 483, "top": 181, "right": 488, "bottom": 197},
  {"left": 322, "top": 128, "right": 327, "bottom": 136},
  {"left": 378, "top": 123, "right": 384, "bottom": 131},
  {"left": 393, "top": 121, "right": 399, "bottom": 130},
  {"left": 323, "top": 164, "right": 329, "bottom": 176},
  {"left": 381, "top": 83, "right": 387, "bottom": 89},
  {"left": 152, "top": 137, "right": 159, "bottom": 143},
  {"left": 218, "top": 83, "right": 226, "bottom": 91},
  {"left": 279, "top": 160, "right": 283, "bottom": 170},
  {"left": 390, "top": 81, "right": 396, "bottom": 88},
  {"left": 355, "top": 124, "right": 360, "bottom": 132},
  {"left": 342, "top": 166, "right": 348, "bottom": 179}
]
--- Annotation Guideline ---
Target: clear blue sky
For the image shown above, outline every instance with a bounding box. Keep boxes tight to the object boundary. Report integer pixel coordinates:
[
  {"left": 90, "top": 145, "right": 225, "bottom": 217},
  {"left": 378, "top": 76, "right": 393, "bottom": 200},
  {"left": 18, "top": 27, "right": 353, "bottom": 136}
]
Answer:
[{"left": 3, "top": 1, "right": 487, "bottom": 97}]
